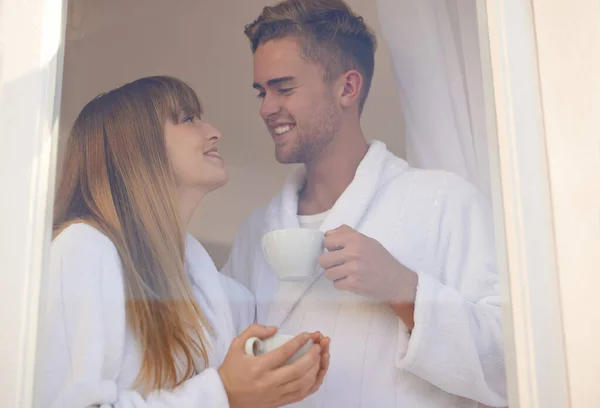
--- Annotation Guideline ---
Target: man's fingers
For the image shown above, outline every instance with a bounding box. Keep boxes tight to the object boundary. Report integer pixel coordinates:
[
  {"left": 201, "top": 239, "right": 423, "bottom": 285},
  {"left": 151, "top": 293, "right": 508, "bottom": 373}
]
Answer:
[
  {"left": 333, "top": 274, "right": 357, "bottom": 291},
  {"left": 324, "top": 224, "right": 354, "bottom": 237},
  {"left": 323, "top": 234, "right": 347, "bottom": 252},
  {"left": 324, "top": 264, "right": 349, "bottom": 282},
  {"left": 318, "top": 250, "right": 346, "bottom": 269},
  {"left": 323, "top": 224, "right": 358, "bottom": 251}
]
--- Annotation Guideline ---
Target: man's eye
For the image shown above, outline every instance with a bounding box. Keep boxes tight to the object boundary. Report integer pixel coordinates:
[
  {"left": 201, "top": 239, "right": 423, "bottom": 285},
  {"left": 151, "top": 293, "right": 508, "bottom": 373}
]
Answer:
[
  {"left": 256, "top": 92, "right": 265, "bottom": 99},
  {"left": 278, "top": 88, "right": 293, "bottom": 94},
  {"left": 183, "top": 116, "right": 194, "bottom": 123}
]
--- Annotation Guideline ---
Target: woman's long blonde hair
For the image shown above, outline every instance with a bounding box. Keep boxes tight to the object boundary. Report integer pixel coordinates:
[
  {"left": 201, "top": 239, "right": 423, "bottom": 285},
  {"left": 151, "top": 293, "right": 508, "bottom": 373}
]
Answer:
[{"left": 53, "top": 76, "right": 212, "bottom": 392}]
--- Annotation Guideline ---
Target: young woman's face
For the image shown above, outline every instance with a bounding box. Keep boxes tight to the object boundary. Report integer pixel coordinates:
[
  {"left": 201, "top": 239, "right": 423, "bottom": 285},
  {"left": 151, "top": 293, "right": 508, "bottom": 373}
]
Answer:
[{"left": 164, "top": 112, "right": 228, "bottom": 194}]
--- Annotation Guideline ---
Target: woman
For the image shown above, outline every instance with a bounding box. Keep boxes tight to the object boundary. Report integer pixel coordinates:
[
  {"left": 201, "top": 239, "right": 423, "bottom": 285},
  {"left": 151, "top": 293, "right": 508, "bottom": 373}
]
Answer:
[{"left": 35, "top": 76, "right": 330, "bottom": 408}]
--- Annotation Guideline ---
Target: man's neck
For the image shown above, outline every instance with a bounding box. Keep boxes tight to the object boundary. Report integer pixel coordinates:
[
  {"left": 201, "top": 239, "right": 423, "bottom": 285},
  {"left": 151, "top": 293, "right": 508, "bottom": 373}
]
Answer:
[{"left": 298, "top": 129, "right": 368, "bottom": 215}]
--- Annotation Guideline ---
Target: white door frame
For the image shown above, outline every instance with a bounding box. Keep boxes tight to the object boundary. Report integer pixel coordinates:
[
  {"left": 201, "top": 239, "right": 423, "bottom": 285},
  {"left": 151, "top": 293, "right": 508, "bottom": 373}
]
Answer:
[
  {"left": 2, "top": 0, "right": 598, "bottom": 407},
  {"left": 480, "top": 0, "right": 600, "bottom": 406},
  {"left": 477, "top": 1, "right": 570, "bottom": 407}
]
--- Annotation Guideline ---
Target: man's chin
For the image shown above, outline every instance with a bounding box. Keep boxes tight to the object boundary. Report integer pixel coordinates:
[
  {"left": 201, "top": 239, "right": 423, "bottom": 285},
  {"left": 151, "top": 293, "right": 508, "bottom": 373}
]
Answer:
[
  {"left": 275, "top": 157, "right": 294, "bottom": 164},
  {"left": 275, "top": 147, "right": 301, "bottom": 164}
]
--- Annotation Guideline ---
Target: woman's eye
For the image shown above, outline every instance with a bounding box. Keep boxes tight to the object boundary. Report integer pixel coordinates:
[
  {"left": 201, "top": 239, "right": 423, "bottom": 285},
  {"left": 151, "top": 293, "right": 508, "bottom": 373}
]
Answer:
[{"left": 183, "top": 115, "right": 194, "bottom": 123}]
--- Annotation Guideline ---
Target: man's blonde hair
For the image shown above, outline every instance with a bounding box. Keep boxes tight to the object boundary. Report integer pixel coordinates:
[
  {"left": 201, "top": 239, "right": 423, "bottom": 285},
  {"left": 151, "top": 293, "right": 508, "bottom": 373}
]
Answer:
[{"left": 245, "top": 0, "right": 377, "bottom": 114}]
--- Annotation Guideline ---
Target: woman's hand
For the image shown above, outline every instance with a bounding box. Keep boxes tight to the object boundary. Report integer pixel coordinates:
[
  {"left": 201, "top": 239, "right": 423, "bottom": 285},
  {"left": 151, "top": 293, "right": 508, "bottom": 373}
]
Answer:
[
  {"left": 217, "top": 324, "right": 329, "bottom": 408},
  {"left": 306, "top": 331, "right": 330, "bottom": 397}
]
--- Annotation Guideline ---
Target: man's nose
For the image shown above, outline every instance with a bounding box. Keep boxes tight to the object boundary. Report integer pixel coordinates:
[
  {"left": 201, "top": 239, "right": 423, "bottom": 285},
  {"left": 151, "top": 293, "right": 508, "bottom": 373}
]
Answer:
[{"left": 259, "top": 92, "right": 280, "bottom": 119}]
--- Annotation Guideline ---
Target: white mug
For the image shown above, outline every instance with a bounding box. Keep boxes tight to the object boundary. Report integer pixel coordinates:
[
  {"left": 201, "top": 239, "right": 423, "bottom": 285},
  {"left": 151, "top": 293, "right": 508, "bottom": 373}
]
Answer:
[
  {"left": 244, "top": 334, "right": 313, "bottom": 365},
  {"left": 262, "top": 228, "right": 325, "bottom": 281}
]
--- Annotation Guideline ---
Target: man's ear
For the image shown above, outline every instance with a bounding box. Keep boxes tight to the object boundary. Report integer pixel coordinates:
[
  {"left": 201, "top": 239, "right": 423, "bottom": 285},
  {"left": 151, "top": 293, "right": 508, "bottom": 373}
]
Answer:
[{"left": 337, "top": 70, "right": 363, "bottom": 110}]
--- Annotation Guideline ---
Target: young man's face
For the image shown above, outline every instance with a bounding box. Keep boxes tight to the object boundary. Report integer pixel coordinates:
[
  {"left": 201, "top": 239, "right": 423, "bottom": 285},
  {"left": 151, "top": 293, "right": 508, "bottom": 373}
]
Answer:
[{"left": 252, "top": 37, "right": 341, "bottom": 164}]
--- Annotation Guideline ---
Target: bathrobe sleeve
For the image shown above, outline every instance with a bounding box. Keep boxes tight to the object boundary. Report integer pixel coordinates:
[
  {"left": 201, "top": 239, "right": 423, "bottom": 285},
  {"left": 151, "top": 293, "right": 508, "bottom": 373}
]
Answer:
[
  {"left": 395, "top": 174, "right": 508, "bottom": 407},
  {"left": 35, "top": 224, "right": 229, "bottom": 408}
]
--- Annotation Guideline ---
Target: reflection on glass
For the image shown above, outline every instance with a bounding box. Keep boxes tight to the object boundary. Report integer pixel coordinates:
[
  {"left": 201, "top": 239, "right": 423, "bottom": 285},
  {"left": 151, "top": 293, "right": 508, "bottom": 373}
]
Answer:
[{"left": 35, "top": 1, "right": 507, "bottom": 407}]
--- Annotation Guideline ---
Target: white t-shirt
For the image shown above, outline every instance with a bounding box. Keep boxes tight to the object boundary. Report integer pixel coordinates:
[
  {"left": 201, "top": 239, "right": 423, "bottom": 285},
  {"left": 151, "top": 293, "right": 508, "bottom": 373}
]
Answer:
[{"left": 297, "top": 210, "right": 330, "bottom": 229}]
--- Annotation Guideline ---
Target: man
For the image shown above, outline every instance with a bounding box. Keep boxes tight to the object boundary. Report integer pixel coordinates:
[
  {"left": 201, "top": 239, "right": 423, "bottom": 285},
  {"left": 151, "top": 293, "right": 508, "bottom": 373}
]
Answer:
[{"left": 222, "top": 0, "right": 507, "bottom": 406}]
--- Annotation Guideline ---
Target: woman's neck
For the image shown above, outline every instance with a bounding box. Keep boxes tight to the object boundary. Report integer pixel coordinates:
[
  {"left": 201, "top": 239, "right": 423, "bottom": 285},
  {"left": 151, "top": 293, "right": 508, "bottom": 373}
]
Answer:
[{"left": 178, "top": 188, "right": 205, "bottom": 233}]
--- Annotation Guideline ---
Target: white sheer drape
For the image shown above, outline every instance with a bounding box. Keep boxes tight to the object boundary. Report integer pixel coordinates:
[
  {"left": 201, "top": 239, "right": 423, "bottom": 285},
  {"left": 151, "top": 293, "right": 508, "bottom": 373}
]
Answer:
[{"left": 376, "top": 0, "right": 491, "bottom": 198}]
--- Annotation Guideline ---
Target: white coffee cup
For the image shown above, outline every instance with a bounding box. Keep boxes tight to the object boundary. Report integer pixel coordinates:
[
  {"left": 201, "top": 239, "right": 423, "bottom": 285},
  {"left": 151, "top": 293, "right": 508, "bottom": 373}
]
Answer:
[
  {"left": 262, "top": 228, "right": 325, "bottom": 281},
  {"left": 244, "top": 334, "right": 313, "bottom": 365}
]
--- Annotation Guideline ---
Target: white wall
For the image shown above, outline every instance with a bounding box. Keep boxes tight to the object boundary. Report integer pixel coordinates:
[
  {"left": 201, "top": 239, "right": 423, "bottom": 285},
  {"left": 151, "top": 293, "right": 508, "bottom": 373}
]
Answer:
[
  {"left": 60, "top": 0, "right": 405, "bottom": 266},
  {"left": 531, "top": 0, "right": 600, "bottom": 405}
]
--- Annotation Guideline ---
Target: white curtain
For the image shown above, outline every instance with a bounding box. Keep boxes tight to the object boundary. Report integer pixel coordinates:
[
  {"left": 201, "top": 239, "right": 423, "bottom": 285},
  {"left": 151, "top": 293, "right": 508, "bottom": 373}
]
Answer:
[{"left": 375, "top": 0, "right": 491, "bottom": 198}]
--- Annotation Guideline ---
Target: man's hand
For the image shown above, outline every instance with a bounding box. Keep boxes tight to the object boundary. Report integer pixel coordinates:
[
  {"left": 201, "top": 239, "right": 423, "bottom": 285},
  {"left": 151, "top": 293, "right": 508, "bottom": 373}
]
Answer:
[{"left": 319, "top": 225, "right": 418, "bottom": 328}]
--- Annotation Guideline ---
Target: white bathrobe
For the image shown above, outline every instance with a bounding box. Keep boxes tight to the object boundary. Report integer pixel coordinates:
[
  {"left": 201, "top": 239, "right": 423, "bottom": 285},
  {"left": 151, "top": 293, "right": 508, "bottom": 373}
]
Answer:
[
  {"left": 35, "top": 223, "right": 255, "bottom": 408},
  {"left": 221, "top": 141, "right": 507, "bottom": 408}
]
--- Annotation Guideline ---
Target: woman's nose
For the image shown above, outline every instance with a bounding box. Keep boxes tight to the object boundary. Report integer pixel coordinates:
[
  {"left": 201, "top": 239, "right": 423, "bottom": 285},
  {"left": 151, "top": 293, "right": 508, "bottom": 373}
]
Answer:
[{"left": 204, "top": 122, "right": 222, "bottom": 142}]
